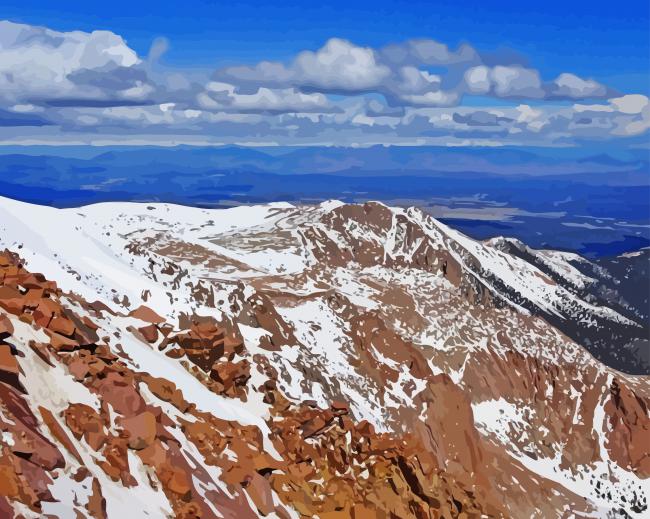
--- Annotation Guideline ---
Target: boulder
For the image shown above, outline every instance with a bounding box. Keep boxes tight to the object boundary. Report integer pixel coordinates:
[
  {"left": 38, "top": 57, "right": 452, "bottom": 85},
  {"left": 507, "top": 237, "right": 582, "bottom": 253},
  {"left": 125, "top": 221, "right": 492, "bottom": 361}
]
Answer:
[
  {"left": 210, "top": 359, "right": 251, "bottom": 395},
  {"left": 0, "top": 314, "right": 14, "bottom": 339},
  {"left": 0, "top": 344, "right": 19, "bottom": 375},
  {"left": 245, "top": 472, "right": 275, "bottom": 516},
  {"left": 137, "top": 324, "right": 159, "bottom": 343},
  {"left": 48, "top": 316, "right": 76, "bottom": 337},
  {"left": 64, "top": 403, "right": 107, "bottom": 451},
  {"left": 129, "top": 305, "right": 165, "bottom": 325},
  {"left": 121, "top": 411, "right": 157, "bottom": 450}
]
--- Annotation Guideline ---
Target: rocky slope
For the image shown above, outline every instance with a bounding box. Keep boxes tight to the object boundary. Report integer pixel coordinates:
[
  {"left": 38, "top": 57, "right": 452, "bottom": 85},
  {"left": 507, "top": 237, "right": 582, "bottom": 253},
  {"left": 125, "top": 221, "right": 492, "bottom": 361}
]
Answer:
[{"left": 0, "top": 195, "right": 647, "bottom": 518}]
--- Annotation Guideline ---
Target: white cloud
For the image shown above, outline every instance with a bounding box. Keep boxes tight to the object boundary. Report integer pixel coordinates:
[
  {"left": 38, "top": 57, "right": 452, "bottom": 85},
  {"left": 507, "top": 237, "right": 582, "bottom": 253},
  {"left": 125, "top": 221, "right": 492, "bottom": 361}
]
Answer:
[
  {"left": 610, "top": 94, "right": 649, "bottom": 115},
  {"left": 293, "top": 38, "right": 391, "bottom": 90},
  {"left": 0, "top": 19, "right": 646, "bottom": 147},
  {"left": 550, "top": 73, "right": 608, "bottom": 99},
  {"left": 0, "top": 20, "right": 152, "bottom": 107},
  {"left": 198, "top": 82, "right": 331, "bottom": 113},
  {"left": 491, "top": 66, "right": 544, "bottom": 98},
  {"left": 464, "top": 66, "right": 491, "bottom": 94}
]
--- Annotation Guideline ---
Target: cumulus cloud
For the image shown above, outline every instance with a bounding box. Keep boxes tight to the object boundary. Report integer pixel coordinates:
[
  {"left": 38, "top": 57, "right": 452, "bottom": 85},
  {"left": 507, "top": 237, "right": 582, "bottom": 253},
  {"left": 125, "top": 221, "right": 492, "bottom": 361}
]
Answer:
[
  {"left": 573, "top": 95, "right": 650, "bottom": 136},
  {"left": 197, "top": 82, "right": 333, "bottom": 114},
  {"left": 217, "top": 38, "right": 392, "bottom": 93},
  {"left": 0, "top": 19, "right": 646, "bottom": 147},
  {"left": 215, "top": 37, "right": 614, "bottom": 107},
  {"left": 548, "top": 73, "right": 610, "bottom": 99},
  {"left": 0, "top": 21, "right": 157, "bottom": 108},
  {"left": 216, "top": 38, "right": 466, "bottom": 107},
  {"left": 464, "top": 65, "right": 544, "bottom": 98}
]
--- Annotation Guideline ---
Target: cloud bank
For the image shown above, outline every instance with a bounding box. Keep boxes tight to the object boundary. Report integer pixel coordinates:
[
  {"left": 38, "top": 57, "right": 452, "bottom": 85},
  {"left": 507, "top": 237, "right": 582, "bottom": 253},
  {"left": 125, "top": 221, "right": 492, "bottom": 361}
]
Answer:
[{"left": 0, "top": 20, "right": 647, "bottom": 147}]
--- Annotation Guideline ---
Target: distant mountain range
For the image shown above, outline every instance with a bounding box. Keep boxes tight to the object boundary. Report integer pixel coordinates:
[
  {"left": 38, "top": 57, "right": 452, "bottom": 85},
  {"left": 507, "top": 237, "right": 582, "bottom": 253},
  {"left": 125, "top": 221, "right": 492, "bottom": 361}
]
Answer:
[
  {"left": 2, "top": 144, "right": 648, "bottom": 179},
  {"left": 1, "top": 145, "right": 648, "bottom": 257}
]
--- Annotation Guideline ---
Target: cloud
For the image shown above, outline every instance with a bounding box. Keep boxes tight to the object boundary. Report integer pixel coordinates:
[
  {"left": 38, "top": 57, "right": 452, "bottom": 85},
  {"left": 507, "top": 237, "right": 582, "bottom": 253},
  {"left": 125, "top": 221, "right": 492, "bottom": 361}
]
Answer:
[
  {"left": 148, "top": 37, "right": 170, "bottom": 65},
  {"left": 452, "top": 110, "right": 513, "bottom": 126},
  {"left": 217, "top": 38, "right": 392, "bottom": 93},
  {"left": 197, "top": 82, "right": 333, "bottom": 114},
  {"left": 215, "top": 36, "right": 617, "bottom": 109},
  {"left": 0, "top": 20, "right": 156, "bottom": 108},
  {"left": 379, "top": 39, "right": 479, "bottom": 67},
  {"left": 0, "top": 20, "right": 646, "bottom": 148},
  {"left": 573, "top": 95, "right": 650, "bottom": 136},
  {"left": 216, "top": 38, "right": 465, "bottom": 107},
  {"left": 548, "top": 73, "right": 609, "bottom": 99},
  {"left": 464, "top": 65, "right": 544, "bottom": 98}
]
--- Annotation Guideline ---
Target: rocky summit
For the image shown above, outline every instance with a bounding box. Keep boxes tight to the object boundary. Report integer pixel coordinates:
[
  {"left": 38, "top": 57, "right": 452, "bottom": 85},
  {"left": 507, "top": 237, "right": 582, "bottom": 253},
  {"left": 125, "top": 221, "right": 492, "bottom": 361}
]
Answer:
[{"left": 0, "top": 195, "right": 647, "bottom": 518}]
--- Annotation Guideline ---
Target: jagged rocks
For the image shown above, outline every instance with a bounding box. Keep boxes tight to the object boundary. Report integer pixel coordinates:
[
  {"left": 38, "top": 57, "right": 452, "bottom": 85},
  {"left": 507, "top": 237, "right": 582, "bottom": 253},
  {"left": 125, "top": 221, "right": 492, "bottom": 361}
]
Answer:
[
  {"left": 210, "top": 359, "right": 251, "bottom": 398},
  {"left": 166, "top": 319, "right": 227, "bottom": 371},
  {"left": 64, "top": 403, "right": 107, "bottom": 451},
  {"left": 606, "top": 378, "right": 650, "bottom": 477},
  {"left": 0, "top": 344, "right": 19, "bottom": 377},
  {"left": 137, "top": 323, "right": 159, "bottom": 343},
  {"left": 0, "top": 193, "right": 648, "bottom": 519},
  {"left": 0, "top": 313, "right": 13, "bottom": 339}
]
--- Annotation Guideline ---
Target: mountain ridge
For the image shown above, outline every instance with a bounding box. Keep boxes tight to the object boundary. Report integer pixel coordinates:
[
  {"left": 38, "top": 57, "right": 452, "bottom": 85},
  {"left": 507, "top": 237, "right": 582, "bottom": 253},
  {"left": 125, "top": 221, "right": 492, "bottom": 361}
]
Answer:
[{"left": 0, "top": 195, "right": 647, "bottom": 518}]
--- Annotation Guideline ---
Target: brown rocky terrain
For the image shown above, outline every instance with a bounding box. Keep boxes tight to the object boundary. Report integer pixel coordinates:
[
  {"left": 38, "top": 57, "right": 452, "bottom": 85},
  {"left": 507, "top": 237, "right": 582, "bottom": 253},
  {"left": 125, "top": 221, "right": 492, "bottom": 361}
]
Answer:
[{"left": 0, "top": 196, "right": 648, "bottom": 518}]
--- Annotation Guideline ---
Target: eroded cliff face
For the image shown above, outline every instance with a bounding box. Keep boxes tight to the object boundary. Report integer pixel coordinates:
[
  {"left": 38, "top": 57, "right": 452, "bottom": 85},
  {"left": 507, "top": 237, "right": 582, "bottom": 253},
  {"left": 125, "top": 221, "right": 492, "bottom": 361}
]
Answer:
[{"left": 0, "top": 196, "right": 648, "bottom": 518}]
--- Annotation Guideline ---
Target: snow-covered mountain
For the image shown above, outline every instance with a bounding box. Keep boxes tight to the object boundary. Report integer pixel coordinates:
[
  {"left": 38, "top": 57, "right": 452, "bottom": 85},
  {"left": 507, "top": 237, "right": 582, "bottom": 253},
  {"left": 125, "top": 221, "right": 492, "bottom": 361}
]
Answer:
[{"left": 0, "top": 195, "right": 647, "bottom": 518}]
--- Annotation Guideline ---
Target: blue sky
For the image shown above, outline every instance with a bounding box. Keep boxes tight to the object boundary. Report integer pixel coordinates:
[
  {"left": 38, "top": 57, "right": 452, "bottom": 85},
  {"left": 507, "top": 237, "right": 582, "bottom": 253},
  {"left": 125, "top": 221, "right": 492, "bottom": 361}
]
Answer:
[
  {"left": 0, "top": 1, "right": 648, "bottom": 147},
  {"left": 5, "top": 0, "right": 649, "bottom": 90}
]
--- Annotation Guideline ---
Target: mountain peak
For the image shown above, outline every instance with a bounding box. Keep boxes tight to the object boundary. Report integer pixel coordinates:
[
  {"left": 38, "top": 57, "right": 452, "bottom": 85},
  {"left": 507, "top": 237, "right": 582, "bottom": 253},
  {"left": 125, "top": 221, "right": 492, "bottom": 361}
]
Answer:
[{"left": 0, "top": 196, "right": 648, "bottom": 517}]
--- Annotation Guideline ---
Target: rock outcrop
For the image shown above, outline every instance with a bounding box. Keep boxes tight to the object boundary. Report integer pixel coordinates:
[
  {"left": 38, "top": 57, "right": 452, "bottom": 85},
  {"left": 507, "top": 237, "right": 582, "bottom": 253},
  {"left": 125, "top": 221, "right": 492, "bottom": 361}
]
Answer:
[{"left": 0, "top": 197, "right": 647, "bottom": 518}]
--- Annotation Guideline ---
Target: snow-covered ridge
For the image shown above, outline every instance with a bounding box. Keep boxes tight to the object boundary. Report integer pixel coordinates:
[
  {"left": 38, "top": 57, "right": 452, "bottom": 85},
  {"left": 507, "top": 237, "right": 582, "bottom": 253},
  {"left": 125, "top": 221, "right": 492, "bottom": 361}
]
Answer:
[
  {"left": 0, "top": 195, "right": 643, "bottom": 367},
  {"left": 0, "top": 195, "right": 648, "bottom": 518}
]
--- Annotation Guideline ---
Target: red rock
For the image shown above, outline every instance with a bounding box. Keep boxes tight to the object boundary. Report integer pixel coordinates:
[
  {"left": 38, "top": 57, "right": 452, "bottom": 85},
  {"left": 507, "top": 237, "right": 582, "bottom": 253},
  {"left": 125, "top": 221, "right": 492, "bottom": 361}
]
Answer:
[
  {"left": 67, "top": 356, "right": 90, "bottom": 381},
  {"left": 137, "top": 324, "right": 159, "bottom": 343},
  {"left": 92, "top": 372, "right": 146, "bottom": 417},
  {"left": 129, "top": 305, "right": 165, "bottom": 324},
  {"left": 0, "top": 466, "right": 19, "bottom": 498},
  {"left": 46, "top": 330, "right": 80, "bottom": 351},
  {"left": 64, "top": 403, "right": 107, "bottom": 451},
  {"left": 121, "top": 411, "right": 157, "bottom": 450},
  {"left": 246, "top": 472, "right": 275, "bottom": 515},
  {"left": 0, "top": 286, "right": 24, "bottom": 315},
  {"left": 22, "top": 288, "right": 44, "bottom": 309},
  {"left": 0, "top": 344, "right": 19, "bottom": 375},
  {"left": 86, "top": 478, "right": 107, "bottom": 519},
  {"left": 0, "top": 313, "right": 14, "bottom": 338},
  {"left": 33, "top": 298, "right": 61, "bottom": 323},
  {"left": 0, "top": 252, "right": 11, "bottom": 267},
  {"left": 301, "top": 412, "right": 334, "bottom": 438},
  {"left": 73, "top": 467, "right": 91, "bottom": 482},
  {"left": 100, "top": 437, "right": 135, "bottom": 486},
  {"left": 210, "top": 359, "right": 251, "bottom": 392},
  {"left": 82, "top": 316, "right": 100, "bottom": 331},
  {"left": 352, "top": 503, "right": 377, "bottom": 518},
  {"left": 48, "top": 316, "right": 76, "bottom": 337},
  {"left": 159, "top": 464, "right": 192, "bottom": 496},
  {"left": 176, "top": 502, "right": 202, "bottom": 519},
  {"left": 39, "top": 406, "right": 83, "bottom": 464},
  {"left": 146, "top": 376, "right": 189, "bottom": 412},
  {"left": 331, "top": 400, "right": 349, "bottom": 414}
]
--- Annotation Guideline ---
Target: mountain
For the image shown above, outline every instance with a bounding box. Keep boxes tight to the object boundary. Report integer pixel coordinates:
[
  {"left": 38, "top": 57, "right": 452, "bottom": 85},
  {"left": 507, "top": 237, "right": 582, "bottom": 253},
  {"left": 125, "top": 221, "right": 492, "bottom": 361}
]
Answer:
[
  {"left": 0, "top": 195, "right": 647, "bottom": 518},
  {"left": 1, "top": 146, "right": 649, "bottom": 259}
]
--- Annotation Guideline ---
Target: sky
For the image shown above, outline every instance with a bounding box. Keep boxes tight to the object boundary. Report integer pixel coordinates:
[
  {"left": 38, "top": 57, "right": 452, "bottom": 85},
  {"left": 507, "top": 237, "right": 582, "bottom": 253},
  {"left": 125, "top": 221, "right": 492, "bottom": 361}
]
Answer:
[{"left": 0, "top": 0, "right": 648, "bottom": 148}]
